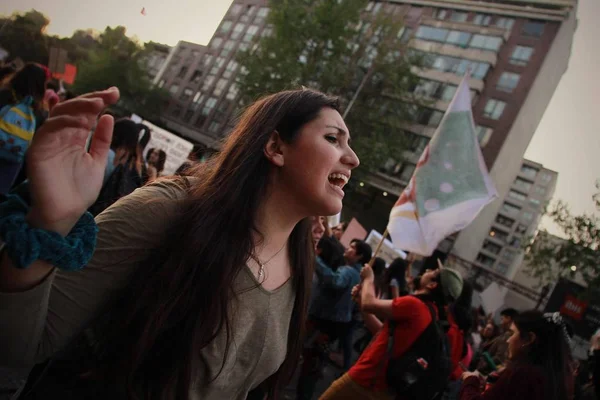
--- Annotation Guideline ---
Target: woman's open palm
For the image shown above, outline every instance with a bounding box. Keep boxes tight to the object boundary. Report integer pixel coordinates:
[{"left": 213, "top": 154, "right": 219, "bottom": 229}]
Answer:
[{"left": 26, "top": 87, "right": 120, "bottom": 234}]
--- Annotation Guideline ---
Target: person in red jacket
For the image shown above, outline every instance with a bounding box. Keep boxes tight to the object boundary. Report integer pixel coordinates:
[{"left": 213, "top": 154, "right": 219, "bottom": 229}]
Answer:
[{"left": 460, "top": 310, "right": 574, "bottom": 400}]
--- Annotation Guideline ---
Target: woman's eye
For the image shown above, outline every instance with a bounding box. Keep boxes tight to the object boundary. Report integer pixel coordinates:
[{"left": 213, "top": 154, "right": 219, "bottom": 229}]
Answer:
[{"left": 325, "top": 135, "right": 338, "bottom": 143}]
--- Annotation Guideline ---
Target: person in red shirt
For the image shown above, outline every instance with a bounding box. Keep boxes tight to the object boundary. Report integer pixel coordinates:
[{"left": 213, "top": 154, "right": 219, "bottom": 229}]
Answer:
[
  {"left": 459, "top": 310, "right": 574, "bottom": 400},
  {"left": 319, "top": 264, "right": 464, "bottom": 400}
]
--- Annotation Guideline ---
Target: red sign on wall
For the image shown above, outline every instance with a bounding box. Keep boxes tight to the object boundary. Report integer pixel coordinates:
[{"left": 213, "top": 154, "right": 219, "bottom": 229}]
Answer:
[{"left": 560, "top": 294, "right": 588, "bottom": 321}]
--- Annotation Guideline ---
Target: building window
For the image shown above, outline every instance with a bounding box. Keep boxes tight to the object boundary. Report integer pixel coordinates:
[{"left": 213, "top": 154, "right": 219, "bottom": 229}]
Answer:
[
  {"left": 406, "top": 132, "right": 429, "bottom": 154},
  {"left": 230, "top": 4, "right": 243, "bottom": 15},
  {"left": 191, "top": 91, "right": 204, "bottom": 109},
  {"left": 495, "top": 18, "right": 515, "bottom": 30},
  {"left": 482, "top": 240, "right": 502, "bottom": 255},
  {"left": 514, "top": 178, "right": 533, "bottom": 192},
  {"left": 415, "top": 26, "right": 449, "bottom": 42},
  {"left": 257, "top": 7, "right": 269, "bottom": 18},
  {"left": 203, "top": 55, "right": 213, "bottom": 66},
  {"left": 398, "top": 163, "right": 416, "bottom": 181},
  {"left": 508, "top": 190, "right": 527, "bottom": 202},
  {"left": 169, "top": 84, "right": 180, "bottom": 95},
  {"left": 534, "top": 186, "right": 546, "bottom": 196},
  {"left": 220, "top": 20, "right": 233, "bottom": 33},
  {"left": 262, "top": 26, "right": 273, "bottom": 37},
  {"left": 202, "top": 97, "right": 217, "bottom": 116},
  {"left": 195, "top": 114, "right": 206, "bottom": 128},
  {"left": 171, "top": 105, "right": 182, "bottom": 117},
  {"left": 190, "top": 69, "right": 203, "bottom": 84},
  {"left": 476, "top": 253, "right": 496, "bottom": 267},
  {"left": 226, "top": 83, "right": 239, "bottom": 100},
  {"left": 222, "top": 60, "right": 238, "bottom": 79},
  {"left": 523, "top": 20, "right": 545, "bottom": 37},
  {"left": 202, "top": 75, "right": 216, "bottom": 91},
  {"left": 244, "top": 25, "right": 259, "bottom": 42},
  {"left": 489, "top": 228, "right": 509, "bottom": 242},
  {"left": 510, "top": 46, "right": 534, "bottom": 66},
  {"left": 515, "top": 224, "right": 528, "bottom": 235},
  {"left": 240, "top": 5, "right": 255, "bottom": 22},
  {"left": 177, "top": 66, "right": 188, "bottom": 79},
  {"left": 433, "top": 9, "right": 448, "bottom": 20},
  {"left": 522, "top": 211, "right": 534, "bottom": 222},
  {"left": 208, "top": 121, "right": 221, "bottom": 133},
  {"left": 231, "top": 23, "right": 246, "bottom": 40},
  {"left": 501, "top": 249, "right": 517, "bottom": 263},
  {"left": 210, "top": 38, "right": 223, "bottom": 49},
  {"left": 495, "top": 263, "right": 509, "bottom": 275},
  {"left": 529, "top": 198, "right": 542, "bottom": 207},
  {"left": 497, "top": 72, "right": 520, "bottom": 93},
  {"left": 473, "top": 14, "right": 491, "bottom": 26},
  {"left": 475, "top": 126, "right": 493, "bottom": 147},
  {"left": 483, "top": 99, "right": 506, "bottom": 120},
  {"left": 501, "top": 202, "right": 521, "bottom": 216},
  {"left": 371, "top": 2, "right": 382, "bottom": 14},
  {"left": 416, "top": 108, "right": 443, "bottom": 127},
  {"left": 520, "top": 164, "right": 538, "bottom": 179},
  {"left": 210, "top": 57, "right": 226, "bottom": 75},
  {"left": 213, "top": 78, "right": 228, "bottom": 96},
  {"left": 180, "top": 88, "right": 193, "bottom": 101},
  {"left": 496, "top": 215, "right": 515, "bottom": 229},
  {"left": 540, "top": 172, "right": 553, "bottom": 185},
  {"left": 469, "top": 34, "right": 502, "bottom": 51},
  {"left": 183, "top": 107, "right": 195, "bottom": 123},
  {"left": 222, "top": 40, "right": 236, "bottom": 57},
  {"left": 446, "top": 30, "right": 471, "bottom": 47},
  {"left": 450, "top": 11, "right": 468, "bottom": 23}
]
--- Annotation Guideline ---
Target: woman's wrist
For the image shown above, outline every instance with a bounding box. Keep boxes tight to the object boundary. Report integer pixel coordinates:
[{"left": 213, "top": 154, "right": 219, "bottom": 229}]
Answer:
[{"left": 26, "top": 208, "right": 81, "bottom": 237}]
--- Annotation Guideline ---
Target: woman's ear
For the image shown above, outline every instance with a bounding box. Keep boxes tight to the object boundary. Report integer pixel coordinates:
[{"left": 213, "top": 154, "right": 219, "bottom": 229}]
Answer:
[
  {"left": 525, "top": 332, "right": 537, "bottom": 346},
  {"left": 264, "top": 130, "right": 285, "bottom": 167}
]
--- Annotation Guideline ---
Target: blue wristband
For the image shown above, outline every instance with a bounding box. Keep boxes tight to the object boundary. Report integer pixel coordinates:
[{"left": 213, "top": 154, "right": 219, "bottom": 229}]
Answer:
[{"left": 0, "top": 194, "right": 98, "bottom": 270}]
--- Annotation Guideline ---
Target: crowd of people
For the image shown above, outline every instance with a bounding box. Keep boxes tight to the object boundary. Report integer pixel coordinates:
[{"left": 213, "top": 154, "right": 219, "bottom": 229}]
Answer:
[{"left": 0, "top": 62, "right": 598, "bottom": 400}]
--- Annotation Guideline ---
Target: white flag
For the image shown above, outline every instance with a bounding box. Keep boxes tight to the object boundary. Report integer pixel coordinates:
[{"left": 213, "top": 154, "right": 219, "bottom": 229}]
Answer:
[{"left": 387, "top": 74, "right": 498, "bottom": 256}]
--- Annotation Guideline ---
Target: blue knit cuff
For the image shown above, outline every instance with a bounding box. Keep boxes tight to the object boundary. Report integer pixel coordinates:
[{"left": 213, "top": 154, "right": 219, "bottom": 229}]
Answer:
[{"left": 0, "top": 195, "right": 98, "bottom": 270}]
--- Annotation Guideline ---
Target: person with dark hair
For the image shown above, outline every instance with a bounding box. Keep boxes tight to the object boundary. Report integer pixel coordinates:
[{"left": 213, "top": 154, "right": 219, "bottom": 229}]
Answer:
[
  {"left": 0, "top": 63, "right": 49, "bottom": 193},
  {"left": 320, "top": 265, "right": 464, "bottom": 399},
  {"left": 0, "top": 87, "right": 360, "bottom": 399},
  {"left": 460, "top": 310, "right": 574, "bottom": 400},
  {"left": 146, "top": 147, "right": 167, "bottom": 181},
  {"left": 297, "top": 239, "right": 372, "bottom": 399},
  {"left": 445, "top": 281, "right": 475, "bottom": 399},
  {"left": 476, "top": 308, "right": 519, "bottom": 373},
  {"left": 331, "top": 221, "right": 347, "bottom": 241},
  {"left": 384, "top": 257, "right": 409, "bottom": 299},
  {"left": 371, "top": 257, "right": 386, "bottom": 297}
]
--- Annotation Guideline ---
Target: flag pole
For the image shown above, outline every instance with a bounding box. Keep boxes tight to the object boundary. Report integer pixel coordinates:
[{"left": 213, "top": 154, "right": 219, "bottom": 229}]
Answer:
[{"left": 367, "top": 228, "right": 389, "bottom": 267}]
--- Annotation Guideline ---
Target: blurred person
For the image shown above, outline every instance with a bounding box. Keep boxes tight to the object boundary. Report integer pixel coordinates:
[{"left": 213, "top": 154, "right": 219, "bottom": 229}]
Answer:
[
  {"left": 476, "top": 308, "right": 518, "bottom": 373},
  {"left": 44, "top": 81, "right": 59, "bottom": 111},
  {"left": 385, "top": 257, "right": 410, "bottom": 299},
  {"left": 297, "top": 239, "right": 372, "bottom": 400},
  {"left": 146, "top": 147, "right": 167, "bottom": 182},
  {"left": 0, "top": 63, "right": 47, "bottom": 194},
  {"left": 321, "top": 266, "right": 464, "bottom": 400},
  {"left": 0, "top": 87, "right": 360, "bottom": 399},
  {"left": 89, "top": 118, "right": 144, "bottom": 215},
  {"left": 460, "top": 311, "right": 574, "bottom": 400},
  {"left": 331, "top": 221, "right": 347, "bottom": 241}
]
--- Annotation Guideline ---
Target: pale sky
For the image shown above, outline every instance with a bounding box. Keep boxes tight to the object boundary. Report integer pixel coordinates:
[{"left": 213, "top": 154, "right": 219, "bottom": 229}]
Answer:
[{"left": 1, "top": 0, "right": 598, "bottom": 235}]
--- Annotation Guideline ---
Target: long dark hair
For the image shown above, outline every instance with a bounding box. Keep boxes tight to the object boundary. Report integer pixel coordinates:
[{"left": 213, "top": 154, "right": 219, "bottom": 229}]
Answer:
[
  {"left": 4, "top": 63, "right": 46, "bottom": 107},
  {"left": 111, "top": 119, "right": 143, "bottom": 174},
  {"left": 513, "top": 310, "right": 573, "bottom": 400},
  {"left": 97, "top": 89, "right": 341, "bottom": 399},
  {"left": 384, "top": 257, "right": 408, "bottom": 298},
  {"left": 317, "top": 236, "right": 345, "bottom": 271},
  {"left": 147, "top": 148, "right": 167, "bottom": 175}
]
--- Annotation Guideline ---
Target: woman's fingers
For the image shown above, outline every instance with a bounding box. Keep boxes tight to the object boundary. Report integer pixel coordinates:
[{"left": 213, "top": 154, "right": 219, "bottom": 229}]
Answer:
[
  {"left": 34, "top": 115, "right": 91, "bottom": 136},
  {"left": 89, "top": 114, "right": 114, "bottom": 162},
  {"left": 77, "top": 87, "right": 120, "bottom": 104}
]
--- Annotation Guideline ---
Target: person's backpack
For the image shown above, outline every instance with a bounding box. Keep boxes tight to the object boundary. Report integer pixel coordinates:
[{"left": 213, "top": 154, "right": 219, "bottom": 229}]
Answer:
[
  {"left": 385, "top": 301, "right": 452, "bottom": 400},
  {"left": 88, "top": 157, "right": 142, "bottom": 216},
  {"left": 0, "top": 96, "right": 36, "bottom": 164}
]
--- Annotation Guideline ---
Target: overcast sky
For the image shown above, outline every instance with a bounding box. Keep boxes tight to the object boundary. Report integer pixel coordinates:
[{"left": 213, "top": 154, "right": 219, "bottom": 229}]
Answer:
[{"left": 1, "top": 0, "right": 598, "bottom": 236}]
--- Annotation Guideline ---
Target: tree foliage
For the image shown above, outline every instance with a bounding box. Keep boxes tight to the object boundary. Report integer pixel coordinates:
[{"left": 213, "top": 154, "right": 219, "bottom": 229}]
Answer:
[
  {"left": 0, "top": 10, "right": 50, "bottom": 64},
  {"left": 72, "top": 26, "right": 168, "bottom": 118},
  {"left": 524, "top": 180, "right": 600, "bottom": 291},
  {"left": 236, "top": 0, "right": 422, "bottom": 174}
]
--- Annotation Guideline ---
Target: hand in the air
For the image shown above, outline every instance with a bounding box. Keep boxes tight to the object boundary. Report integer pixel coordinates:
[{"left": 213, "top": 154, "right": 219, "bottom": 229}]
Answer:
[
  {"left": 26, "top": 87, "right": 120, "bottom": 236},
  {"left": 360, "top": 264, "right": 374, "bottom": 282}
]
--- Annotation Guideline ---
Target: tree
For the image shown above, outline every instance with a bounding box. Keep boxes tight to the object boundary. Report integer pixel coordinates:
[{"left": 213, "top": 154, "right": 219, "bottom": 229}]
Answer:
[
  {"left": 0, "top": 10, "right": 50, "bottom": 64},
  {"left": 236, "top": 0, "right": 422, "bottom": 174},
  {"left": 524, "top": 180, "right": 600, "bottom": 292},
  {"left": 72, "top": 26, "right": 168, "bottom": 118}
]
